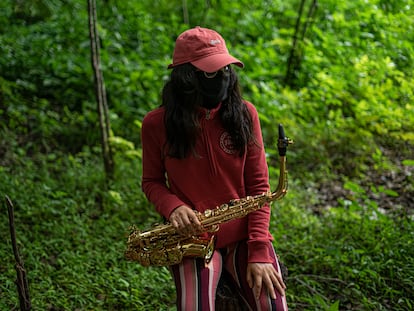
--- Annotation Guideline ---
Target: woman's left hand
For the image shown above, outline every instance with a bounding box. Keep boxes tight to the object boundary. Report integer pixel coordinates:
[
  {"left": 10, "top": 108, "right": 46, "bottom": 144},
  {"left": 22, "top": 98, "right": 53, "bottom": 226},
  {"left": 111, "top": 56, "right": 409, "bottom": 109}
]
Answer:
[{"left": 246, "top": 262, "right": 286, "bottom": 300}]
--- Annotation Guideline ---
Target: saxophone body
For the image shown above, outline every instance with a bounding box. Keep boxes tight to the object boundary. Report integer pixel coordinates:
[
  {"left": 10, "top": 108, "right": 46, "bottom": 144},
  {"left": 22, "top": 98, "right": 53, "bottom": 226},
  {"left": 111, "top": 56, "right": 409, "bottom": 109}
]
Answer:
[{"left": 125, "top": 125, "right": 292, "bottom": 267}]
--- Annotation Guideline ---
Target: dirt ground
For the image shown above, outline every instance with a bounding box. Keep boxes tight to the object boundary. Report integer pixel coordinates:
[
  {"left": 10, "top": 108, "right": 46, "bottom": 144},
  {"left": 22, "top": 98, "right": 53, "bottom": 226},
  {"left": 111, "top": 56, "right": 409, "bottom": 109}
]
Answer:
[{"left": 313, "top": 145, "right": 414, "bottom": 217}]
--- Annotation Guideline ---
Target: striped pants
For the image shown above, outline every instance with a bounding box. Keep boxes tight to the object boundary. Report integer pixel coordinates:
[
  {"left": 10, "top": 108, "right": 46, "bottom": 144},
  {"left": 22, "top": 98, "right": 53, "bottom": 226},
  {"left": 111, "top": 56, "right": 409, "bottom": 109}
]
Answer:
[{"left": 170, "top": 240, "right": 288, "bottom": 311}]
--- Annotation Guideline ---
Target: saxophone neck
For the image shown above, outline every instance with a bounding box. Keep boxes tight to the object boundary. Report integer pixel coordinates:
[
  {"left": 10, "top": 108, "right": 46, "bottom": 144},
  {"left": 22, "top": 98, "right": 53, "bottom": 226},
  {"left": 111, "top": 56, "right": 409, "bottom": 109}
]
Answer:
[{"left": 271, "top": 155, "right": 288, "bottom": 200}]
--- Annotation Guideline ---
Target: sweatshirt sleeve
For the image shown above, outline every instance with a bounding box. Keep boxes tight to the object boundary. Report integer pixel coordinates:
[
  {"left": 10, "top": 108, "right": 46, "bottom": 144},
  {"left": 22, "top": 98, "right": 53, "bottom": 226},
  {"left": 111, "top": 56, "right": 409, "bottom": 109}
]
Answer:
[
  {"left": 141, "top": 110, "right": 186, "bottom": 220},
  {"left": 244, "top": 102, "right": 274, "bottom": 263}
]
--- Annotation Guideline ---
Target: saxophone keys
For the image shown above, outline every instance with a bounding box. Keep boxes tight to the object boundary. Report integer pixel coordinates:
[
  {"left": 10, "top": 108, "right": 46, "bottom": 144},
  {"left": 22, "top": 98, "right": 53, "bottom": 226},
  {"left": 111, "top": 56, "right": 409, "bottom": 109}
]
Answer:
[
  {"left": 209, "top": 225, "right": 219, "bottom": 232},
  {"left": 204, "top": 236, "right": 216, "bottom": 265},
  {"left": 219, "top": 204, "right": 229, "bottom": 212}
]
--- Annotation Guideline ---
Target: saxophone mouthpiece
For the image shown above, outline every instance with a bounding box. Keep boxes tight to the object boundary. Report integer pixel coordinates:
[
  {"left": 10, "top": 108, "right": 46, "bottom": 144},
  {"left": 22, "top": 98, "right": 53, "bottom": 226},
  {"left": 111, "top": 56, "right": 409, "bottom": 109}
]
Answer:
[{"left": 278, "top": 124, "right": 292, "bottom": 156}]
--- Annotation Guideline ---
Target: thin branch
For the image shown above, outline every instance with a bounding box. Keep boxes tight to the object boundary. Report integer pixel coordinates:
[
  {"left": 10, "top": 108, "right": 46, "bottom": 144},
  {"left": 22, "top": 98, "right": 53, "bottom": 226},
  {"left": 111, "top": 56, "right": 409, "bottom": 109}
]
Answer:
[
  {"left": 300, "top": 0, "right": 318, "bottom": 42},
  {"left": 284, "top": 0, "right": 307, "bottom": 86},
  {"left": 6, "top": 196, "right": 32, "bottom": 311},
  {"left": 182, "top": 0, "right": 189, "bottom": 24},
  {"left": 87, "top": 0, "right": 114, "bottom": 181}
]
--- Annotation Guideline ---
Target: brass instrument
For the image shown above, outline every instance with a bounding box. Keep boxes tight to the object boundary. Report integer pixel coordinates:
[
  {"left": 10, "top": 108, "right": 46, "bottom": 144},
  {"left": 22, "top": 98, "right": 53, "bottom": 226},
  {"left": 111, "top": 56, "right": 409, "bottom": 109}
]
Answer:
[{"left": 125, "top": 124, "right": 293, "bottom": 267}]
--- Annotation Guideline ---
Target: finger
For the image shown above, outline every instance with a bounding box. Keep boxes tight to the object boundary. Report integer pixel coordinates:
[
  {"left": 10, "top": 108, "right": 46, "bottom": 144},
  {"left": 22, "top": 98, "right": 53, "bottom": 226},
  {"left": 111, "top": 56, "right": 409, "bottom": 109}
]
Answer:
[
  {"left": 263, "top": 274, "right": 277, "bottom": 300},
  {"left": 246, "top": 267, "right": 253, "bottom": 289},
  {"left": 253, "top": 274, "right": 262, "bottom": 300},
  {"left": 270, "top": 267, "right": 286, "bottom": 289},
  {"left": 186, "top": 211, "right": 204, "bottom": 235},
  {"left": 253, "top": 283, "right": 262, "bottom": 301},
  {"left": 171, "top": 207, "right": 202, "bottom": 236},
  {"left": 270, "top": 271, "right": 286, "bottom": 297},
  {"left": 276, "top": 271, "right": 286, "bottom": 289},
  {"left": 171, "top": 209, "right": 190, "bottom": 231},
  {"left": 171, "top": 216, "right": 190, "bottom": 236},
  {"left": 170, "top": 218, "right": 179, "bottom": 230},
  {"left": 189, "top": 211, "right": 202, "bottom": 229},
  {"left": 174, "top": 221, "right": 187, "bottom": 236},
  {"left": 181, "top": 214, "right": 198, "bottom": 236}
]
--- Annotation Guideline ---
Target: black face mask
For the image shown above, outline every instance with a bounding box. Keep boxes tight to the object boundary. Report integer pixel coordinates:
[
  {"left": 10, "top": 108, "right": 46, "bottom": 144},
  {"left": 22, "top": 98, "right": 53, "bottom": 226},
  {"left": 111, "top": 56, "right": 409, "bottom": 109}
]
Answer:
[{"left": 197, "top": 71, "right": 230, "bottom": 108}]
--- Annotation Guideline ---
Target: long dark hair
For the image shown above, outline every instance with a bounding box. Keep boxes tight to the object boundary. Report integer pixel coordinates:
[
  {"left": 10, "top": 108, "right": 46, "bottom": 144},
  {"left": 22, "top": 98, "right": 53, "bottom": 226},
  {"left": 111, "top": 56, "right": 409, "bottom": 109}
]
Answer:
[{"left": 161, "top": 63, "right": 253, "bottom": 158}]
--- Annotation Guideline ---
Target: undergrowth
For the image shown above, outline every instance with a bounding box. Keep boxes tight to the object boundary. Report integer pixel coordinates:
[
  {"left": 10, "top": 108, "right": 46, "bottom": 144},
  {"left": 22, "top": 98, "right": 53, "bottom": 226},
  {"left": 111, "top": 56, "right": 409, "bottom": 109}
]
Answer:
[
  {"left": 1, "top": 147, "right": 413, "bottom": 310},
  {"left": 1, "top": 0, "right": 413, "bottom": 310}
]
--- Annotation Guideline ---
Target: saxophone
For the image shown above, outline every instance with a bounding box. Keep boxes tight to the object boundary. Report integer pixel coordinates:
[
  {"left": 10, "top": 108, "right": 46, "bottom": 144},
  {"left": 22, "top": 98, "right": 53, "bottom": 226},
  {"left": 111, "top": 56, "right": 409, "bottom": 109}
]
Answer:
[{"left": 125, "top": 124, "right": 293, "bottom": 267}]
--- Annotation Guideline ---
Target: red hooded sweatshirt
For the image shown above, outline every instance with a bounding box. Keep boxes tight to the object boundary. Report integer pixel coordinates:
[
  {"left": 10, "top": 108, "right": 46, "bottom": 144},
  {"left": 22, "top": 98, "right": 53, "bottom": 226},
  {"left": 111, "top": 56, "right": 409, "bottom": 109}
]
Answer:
[{"left": 141, "top": 101, "right": 274, "bottom": 263}]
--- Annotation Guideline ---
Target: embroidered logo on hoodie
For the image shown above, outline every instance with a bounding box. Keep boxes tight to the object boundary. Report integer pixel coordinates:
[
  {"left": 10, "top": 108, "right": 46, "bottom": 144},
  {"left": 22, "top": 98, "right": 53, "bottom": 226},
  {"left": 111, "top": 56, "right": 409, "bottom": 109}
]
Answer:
[{"left": 220, "top": 132, "right": 236, "bottom": 154}]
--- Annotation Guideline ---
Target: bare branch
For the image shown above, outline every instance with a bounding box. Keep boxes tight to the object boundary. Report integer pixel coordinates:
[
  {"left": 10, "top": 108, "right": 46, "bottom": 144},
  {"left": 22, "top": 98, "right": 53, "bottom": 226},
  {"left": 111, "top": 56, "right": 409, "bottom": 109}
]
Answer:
[{"left": 5, "top": 196, "right": 32, "bottom": 311}]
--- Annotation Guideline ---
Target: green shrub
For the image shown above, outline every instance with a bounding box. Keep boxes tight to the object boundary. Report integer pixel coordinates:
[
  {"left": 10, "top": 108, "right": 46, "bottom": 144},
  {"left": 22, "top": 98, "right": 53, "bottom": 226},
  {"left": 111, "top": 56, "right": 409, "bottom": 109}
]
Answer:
[{"left": 1, "top": 0, "right": 413, "bottom": 309}]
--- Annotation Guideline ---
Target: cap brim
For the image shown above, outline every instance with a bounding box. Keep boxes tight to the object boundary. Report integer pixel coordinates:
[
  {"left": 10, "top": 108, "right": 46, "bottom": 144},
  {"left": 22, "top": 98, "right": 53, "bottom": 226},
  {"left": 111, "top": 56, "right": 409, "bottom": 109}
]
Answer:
[
  {"left": 167, "top": 54, "right": 244, "bottom": 71},
  {"left": 185, "top": 53, "right": 244, "bottom": 72}
]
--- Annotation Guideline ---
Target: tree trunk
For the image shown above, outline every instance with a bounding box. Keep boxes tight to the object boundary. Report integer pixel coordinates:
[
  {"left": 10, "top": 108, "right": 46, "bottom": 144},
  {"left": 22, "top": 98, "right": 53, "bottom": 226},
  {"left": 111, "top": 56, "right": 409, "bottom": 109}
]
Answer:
[
  {"left": 284, "top": 0, "right": 318, "bottom": 87},
  {"left": 87, "top": 0, "right": 114, "bottom": 181}
]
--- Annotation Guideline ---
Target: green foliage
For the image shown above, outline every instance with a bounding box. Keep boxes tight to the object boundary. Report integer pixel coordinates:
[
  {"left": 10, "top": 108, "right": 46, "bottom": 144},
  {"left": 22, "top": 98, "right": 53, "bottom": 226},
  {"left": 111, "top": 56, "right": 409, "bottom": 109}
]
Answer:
[
  {"left": 1, "top": 0, "right": 413, "bottom": 310},
  {"left": 0, "top": 150, "right": 173, "bottom": 310},
  {"left": 271, "top": 186, "right": 414, "bottom": 311}
]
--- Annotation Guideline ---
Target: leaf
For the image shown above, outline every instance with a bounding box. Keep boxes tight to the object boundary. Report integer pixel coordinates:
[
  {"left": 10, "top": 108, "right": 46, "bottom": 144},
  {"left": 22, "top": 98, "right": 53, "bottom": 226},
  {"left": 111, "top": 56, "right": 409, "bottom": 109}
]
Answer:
[
  {"left": 377, "top": 185, "right": 399, "bottom": 197},
  {"left": 328, "top": 300, "right": 340, "bottom": 311},
  {"left": 108, "top": 190, "right": 123, "bottom": 205},
  {"left": 383, "top": 189, "right": 399, "bottom": 197},
  {"left": 402, "top": 159, "right": 414, "bottom": 166},
  {"left": 344, "top": 181, "right": 365, "bottom": 194}
]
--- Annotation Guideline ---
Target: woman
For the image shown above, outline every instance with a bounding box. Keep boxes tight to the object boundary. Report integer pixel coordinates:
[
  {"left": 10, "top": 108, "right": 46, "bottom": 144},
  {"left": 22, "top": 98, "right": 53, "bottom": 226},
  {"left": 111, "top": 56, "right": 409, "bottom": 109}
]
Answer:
[{"left": 141, "top": 26, "right": 288, "bottom": 311}]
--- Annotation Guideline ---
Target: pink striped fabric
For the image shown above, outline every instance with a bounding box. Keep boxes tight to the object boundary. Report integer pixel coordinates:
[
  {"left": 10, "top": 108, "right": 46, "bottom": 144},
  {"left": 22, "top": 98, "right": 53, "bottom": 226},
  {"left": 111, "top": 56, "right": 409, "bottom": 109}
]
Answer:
[{"left": 170, "top": 240, "right": 288, "bottom": 311}]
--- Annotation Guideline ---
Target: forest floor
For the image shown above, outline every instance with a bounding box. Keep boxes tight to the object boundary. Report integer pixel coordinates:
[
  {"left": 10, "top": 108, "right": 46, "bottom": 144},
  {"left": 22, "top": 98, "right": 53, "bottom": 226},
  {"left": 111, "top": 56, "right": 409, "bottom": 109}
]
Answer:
[{"left": 313, "top": 144, "right": 414, "bottom": 218}]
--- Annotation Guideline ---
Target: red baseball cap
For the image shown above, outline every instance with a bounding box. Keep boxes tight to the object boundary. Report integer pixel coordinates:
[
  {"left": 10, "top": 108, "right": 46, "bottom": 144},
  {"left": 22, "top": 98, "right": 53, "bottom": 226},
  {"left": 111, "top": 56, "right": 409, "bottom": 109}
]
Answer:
[{"left": 167, "top": 26, "right": 244, "bottom": 73}]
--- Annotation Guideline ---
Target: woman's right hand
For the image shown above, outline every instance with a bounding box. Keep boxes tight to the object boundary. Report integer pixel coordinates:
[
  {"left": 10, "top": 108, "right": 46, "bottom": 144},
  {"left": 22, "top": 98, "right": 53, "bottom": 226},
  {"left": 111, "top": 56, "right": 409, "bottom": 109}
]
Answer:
[{"left": 169, "top": 205, "right": 202, "bottom": 236}]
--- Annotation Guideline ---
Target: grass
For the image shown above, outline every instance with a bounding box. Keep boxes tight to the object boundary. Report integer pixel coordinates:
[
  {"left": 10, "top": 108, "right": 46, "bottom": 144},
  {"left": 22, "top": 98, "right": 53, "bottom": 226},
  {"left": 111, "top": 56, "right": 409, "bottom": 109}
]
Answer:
[{"left": 1, "top": 147, "right": 413, "bottom": 310}]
